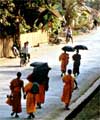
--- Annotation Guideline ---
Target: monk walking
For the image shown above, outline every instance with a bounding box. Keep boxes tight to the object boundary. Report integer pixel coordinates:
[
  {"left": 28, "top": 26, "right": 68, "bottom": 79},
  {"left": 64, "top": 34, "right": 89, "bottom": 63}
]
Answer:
[
  {"left": 36, "top": 75, "right": 49, "bottom": 109},
  {"left": 59, "top": 50, "right": 69, "bottom": 77},
  {"left": 26, "top": 67, "right": 50, "bottom": 109},
  {"left": 61, "top": 69, "right": 74, "bottom": 110},
  {"left": 10, "top": 72, "right": 24, "bottom": 118},
  {"left": 24, "top": 73, "right": 38, "bottom": 119}
]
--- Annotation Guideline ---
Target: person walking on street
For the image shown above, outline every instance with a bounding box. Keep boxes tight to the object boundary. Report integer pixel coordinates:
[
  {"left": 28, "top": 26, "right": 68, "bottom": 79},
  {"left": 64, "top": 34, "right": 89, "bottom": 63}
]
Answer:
[
  {"left": 59, "top": 50, "right": 69, "bottom": 77},
  {"left": 72, "top": 49, "right": 81, "bottom": 76},
  {"left": 9, "top": 72, "right": 24, "bottom": 118},
  {"left": 65, "top": 26, "right": 73, "bottom": 43},
  {"left": 61, "top": 69, "right": 74, "bottom": 110},
  {"left": 72, "top": 49, "right": 81, "bottom": 88},
  {"left": 26, "top": 68, "right": 50, "bottom": 109},
  {"left": 24, "top": 72, "right": 39, "bottom": 119},
  {"left": 21, "top": 41, "right": 30, "bottom": 62},
  {"left": 36, "top": 75, "right": 49, "bottom": 109}
]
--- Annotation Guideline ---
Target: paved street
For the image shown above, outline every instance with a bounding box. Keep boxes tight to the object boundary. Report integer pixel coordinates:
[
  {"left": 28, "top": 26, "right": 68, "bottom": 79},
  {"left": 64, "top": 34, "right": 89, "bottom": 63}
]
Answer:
[{"left": 0, "top": 27, "right": 100, "bottom": 120}]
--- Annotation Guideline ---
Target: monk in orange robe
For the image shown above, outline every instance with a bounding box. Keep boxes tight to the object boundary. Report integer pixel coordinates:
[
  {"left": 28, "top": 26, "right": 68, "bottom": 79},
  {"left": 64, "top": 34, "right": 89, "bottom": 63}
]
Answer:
[
  {"left": 36, "top": 76, "right": 49, "bottom": 109},
  {"left": 10, "top": 72, "right": 24, "bottom": 118},
  {"left": 59, "top": 51, "right": 69, "bottom": 76},
  {"left": 36, "top": 84, "right": 45, "bottom": 108},
  {"left": 24, "top": 74, "right": 38, "bottom": 119},
  {"left": 27, "top": 70, "right": 49, "bottom": 109},
  {"left": 61, "top": 69, "right": 74, "bottom": 110}
]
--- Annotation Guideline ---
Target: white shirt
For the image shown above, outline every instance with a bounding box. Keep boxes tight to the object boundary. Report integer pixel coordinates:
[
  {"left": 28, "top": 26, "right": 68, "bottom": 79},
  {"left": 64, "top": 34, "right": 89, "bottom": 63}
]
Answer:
[{"left": 21, "top": 45, "right": 30, "bottom": 54}]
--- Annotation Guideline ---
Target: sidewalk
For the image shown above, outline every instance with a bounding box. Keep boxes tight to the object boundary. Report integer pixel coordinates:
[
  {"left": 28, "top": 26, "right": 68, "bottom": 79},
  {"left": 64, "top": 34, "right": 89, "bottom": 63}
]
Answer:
[{"left": 0, "top": 27, "right": 100, "bottom": 120}]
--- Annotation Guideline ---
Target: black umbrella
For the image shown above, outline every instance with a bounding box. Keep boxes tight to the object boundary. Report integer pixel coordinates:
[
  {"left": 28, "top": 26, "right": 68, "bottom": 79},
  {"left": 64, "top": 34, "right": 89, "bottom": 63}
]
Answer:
[
  {"left": 74, "top": 45, "right": 88, "bottom": 50},
  {"left": 62, "top": 46, "right": 74, "bottom": 52},
  {"left": 30, "top": 62, "right": 51, "bottom": 84},
  {"left": 30, "top": 62, "right": 51, "bottom": 71},
  {"left": 30, "top": 62, "right": 48, "bottom": 67}
]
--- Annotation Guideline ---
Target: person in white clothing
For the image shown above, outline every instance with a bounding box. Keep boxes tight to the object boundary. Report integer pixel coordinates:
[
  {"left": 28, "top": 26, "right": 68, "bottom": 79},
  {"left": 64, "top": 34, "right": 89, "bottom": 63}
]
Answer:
[
  {"left": 65, "top": 26, "right": 73, "bottom": 43},
  {"left": 21, "top": 41, "right": 30, "bottom": 62}
]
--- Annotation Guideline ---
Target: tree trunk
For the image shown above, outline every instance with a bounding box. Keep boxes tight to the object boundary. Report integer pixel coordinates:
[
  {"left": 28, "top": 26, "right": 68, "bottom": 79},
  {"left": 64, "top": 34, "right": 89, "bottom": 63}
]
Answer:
[
  {"left": 0, "top": 37, "right": 14, "bottom": 58},
  {"left": 0, "top": 39, "right": 4, "bottom": 57}
]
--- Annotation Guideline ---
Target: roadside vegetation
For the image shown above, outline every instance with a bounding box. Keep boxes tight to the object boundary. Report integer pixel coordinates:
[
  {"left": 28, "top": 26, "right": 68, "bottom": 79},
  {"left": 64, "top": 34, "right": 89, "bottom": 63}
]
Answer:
[
  {"left": 72, "top": 90, "right": 100, "bottom": 120},
  {"left": 0, "top": 0, "right": 100, "bottom": 38},
  {"left": 0, "top": 0, "right": 100, "bottom": 57}
]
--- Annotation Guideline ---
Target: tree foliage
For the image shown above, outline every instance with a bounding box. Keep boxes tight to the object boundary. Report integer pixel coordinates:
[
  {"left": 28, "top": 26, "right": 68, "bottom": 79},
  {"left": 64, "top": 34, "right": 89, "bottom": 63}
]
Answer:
[
  {"left": 0, "top": 0, "right": 99, "bottom": 38},
  {"left": 0, "top": 0, "right": 63, "bottom": 38},
  {"left": 63, "top": 0, "right": 85, "bottom": 26}
]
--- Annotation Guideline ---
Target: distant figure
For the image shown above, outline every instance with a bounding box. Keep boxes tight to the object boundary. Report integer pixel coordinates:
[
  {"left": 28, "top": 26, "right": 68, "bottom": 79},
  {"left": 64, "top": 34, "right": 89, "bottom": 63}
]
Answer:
[
  {"left": 59, "top": 51, "right": 69, "bottom": 77},
  {"left": 10, "top": 72, "right": 24, "bottom": 118},
  {"left": 65, "top": 26, "right": 73, "bottom": 43},
  {"left": 21, "top": 41, "right": 30, "bottom": 62},
  {"left": 72, "top": 50, "right": 81, "bottom": 88},
  {"left": 61, "top": 69, "right": 74, "bottom": 110},
  {"left": 93, "top": 19, "right": 98, "bottom": 29}
]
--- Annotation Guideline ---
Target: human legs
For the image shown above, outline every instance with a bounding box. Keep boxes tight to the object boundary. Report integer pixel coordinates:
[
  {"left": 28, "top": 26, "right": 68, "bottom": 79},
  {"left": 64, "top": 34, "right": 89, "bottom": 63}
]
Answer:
[
  {"left": 27, "top": 53, "right": 30, "bottom": 62},
  {"left": 27, "top": 112, "right": 35, "bottom": 119}
]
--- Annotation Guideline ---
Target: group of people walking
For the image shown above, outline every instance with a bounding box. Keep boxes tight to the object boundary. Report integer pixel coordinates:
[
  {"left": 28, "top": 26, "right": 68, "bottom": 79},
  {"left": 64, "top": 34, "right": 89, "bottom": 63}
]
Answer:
[
  {"left": 6, "top": 49, "right": 81, "bottom": 118},
  {"left": 6, "top": 70, "right": 48, "bottom": 119},
  {"left": 59, "top": 49, "right": 81, "bottom": 78},
  {"left": 59, "top": 48, "right": 81, "bottom": 109},
  {"left": 6, "top": 30, "right": 82, "bottom": 119}
]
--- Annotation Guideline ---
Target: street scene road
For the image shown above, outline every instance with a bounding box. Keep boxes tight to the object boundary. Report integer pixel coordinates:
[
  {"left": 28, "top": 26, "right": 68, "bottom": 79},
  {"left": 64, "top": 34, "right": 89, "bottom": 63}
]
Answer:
[{"left": 0, "top": 27, "right": 100, "bottom": 120}]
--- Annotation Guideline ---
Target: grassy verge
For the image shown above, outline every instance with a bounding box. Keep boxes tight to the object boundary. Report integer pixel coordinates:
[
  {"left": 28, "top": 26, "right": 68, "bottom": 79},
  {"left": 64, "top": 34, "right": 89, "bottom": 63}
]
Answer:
[{"left": 72, "top": 90, "right": 100, "bottom": 120}]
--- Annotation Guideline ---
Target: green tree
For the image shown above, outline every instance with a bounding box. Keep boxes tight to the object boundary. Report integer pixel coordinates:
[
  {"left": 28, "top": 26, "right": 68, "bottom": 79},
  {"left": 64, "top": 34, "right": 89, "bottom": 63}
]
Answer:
[
  {"left": 0, "top": 0, "right": 63, "bottom": 55},
  {"left": 63, "top": 0, "right": 84, "bottom": 26}
]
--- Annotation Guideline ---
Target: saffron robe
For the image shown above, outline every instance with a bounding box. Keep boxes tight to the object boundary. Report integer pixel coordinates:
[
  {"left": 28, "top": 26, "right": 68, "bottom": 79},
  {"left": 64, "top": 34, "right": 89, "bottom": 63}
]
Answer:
[
  {"left": 61, "top": 74, "right": 74, "bottom": 105},
  {"left": 59, "top": 52, "right": 69, "bottom": 72},
  {"left": 36, "top": 84, "right": 45, "bottom": 104},
  {"left": 10, "top": 78, "right": 24, "bottom": 113},
  {"left": 24, "top": 82, "right": 37, "bottom": 113},
  {"left": 27, "top": 73, "right": 49, "bottom": 104},
  {"left": 27, "top": 73, "right": 45, "bottom": 104}
]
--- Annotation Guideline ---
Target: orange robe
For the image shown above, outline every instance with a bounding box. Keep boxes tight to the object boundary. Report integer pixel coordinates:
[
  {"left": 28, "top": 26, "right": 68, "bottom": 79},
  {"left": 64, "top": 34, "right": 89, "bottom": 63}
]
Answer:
[
  {"left": 10, "top": 78, "right": 24, "bottom": 113},
  {"left": 24, "top": 82, "right": 37, "bottom": 114},
  {"left": 27, "top": 73, "right": 48, "bottom": 105},
  {"left": 36, "top": 84, "right": 45, "bottom": 104},
  {"left": 61, "top": 74, "right": 74, "bottom": 105},
  {"left": 59, "top": 53, "right": 69, "bottom": 72}
]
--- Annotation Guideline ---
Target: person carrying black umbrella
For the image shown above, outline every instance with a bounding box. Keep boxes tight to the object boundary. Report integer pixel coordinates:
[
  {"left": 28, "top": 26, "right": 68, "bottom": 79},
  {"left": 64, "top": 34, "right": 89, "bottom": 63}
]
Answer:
[
  {"left": 28, "top": 62, "right": 51, "bottom": 109},
  {"left": 59, "top": 50, "right": 69, "bottom": 77},
  {"left": 72, "top": 49, "right": 81, "bottom": 88}
]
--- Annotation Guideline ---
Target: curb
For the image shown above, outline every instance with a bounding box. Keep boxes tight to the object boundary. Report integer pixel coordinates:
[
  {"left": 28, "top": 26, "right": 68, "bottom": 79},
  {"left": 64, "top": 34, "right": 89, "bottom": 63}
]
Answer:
[{"left": 56, "top": 78, "right": 100, "bottom": 120}]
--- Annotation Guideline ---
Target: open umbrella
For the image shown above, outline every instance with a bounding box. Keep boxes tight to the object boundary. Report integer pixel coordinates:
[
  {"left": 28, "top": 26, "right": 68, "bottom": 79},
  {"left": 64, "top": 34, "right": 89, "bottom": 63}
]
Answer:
[
  {"left": 62, "top": 46, "right": 74, "bottom": 52},
  {"left": 30, "top": 62, "right": 48, "bottom": 67},
  {"left": 30, "top": 62, "right": 51, "bottom": 84},
  {"left": 74, "top": 45, "right": 88, "bottom": 50}
]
